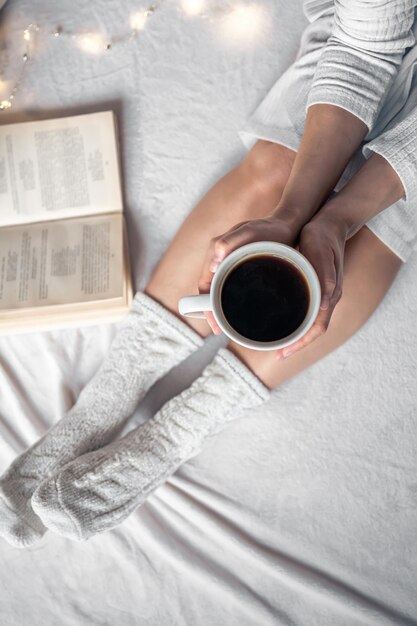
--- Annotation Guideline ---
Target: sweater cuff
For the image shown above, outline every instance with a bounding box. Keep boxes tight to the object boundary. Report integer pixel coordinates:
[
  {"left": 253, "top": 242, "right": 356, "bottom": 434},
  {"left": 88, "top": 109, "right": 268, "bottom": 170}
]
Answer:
[
  {"left": 307, "top": 91, "right": 374, "bottom": 132},
  {"left": 306, "top": 40, "right": 399, "bottom": 132},
  {"left": 363, "top": 114, "right": 417, "bottom": 205}
]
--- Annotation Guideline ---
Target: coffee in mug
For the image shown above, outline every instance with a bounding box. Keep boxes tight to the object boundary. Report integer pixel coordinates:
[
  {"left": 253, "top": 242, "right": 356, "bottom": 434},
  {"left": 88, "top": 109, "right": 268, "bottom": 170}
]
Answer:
[
  {"left": 178, "top": 242, "right": 321, "bottom": 351},
  {"left": 220, "top": 254, "right": 310, "bottom": 342}
]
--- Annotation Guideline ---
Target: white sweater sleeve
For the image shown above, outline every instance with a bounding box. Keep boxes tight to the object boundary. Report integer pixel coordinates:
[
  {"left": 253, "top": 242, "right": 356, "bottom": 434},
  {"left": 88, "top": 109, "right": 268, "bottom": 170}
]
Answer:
[
  {"left": 364, "top": 103, "right": 417, "bottom": 202},
  {"left": 307, "top": 0, "right": 417, "bottom": 131}
]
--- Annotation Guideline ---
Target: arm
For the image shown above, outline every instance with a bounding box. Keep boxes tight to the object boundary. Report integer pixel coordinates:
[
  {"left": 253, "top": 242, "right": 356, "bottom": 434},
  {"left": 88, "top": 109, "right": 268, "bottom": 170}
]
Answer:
[
  {"left": 287, "top": 99, "right": 417, "bottom": 297},
  {"left": 201, "top": 0, "right": 416, "bottom": 271},
  {"left": 274, "top": 103, "right": 369, "bottom": 229},
  {"left": 241, "top": 1, "right": 414, "bottom": 228},
  {"left": 363, "top": 102, "right": 417, "bottom": 212},
  {"left": 291, "top": 151, "right": 404, "bottom": 355},
  {"left": 315, "top": 153, "right": 406, "bottom": 241},
  {"left": 306, "top": 0, "right": 416, "bottom": 131},
  {"left": 275, "top": 0, "right": 416, "bottom": 225},
  {"left": 200, "top": 145, "right": 404, "bottom": 355},
  {"left": 200, "top": 104, "right": 366, "bottom": 276},
  {"left": 271, "top": 0, "right": 415, "bottom": 226},
  {"left": 198, "top": 1, "right": 414, "bottom": 348},
  {"left": 200, "top": 102, "right": 371, "bottom": 279}
]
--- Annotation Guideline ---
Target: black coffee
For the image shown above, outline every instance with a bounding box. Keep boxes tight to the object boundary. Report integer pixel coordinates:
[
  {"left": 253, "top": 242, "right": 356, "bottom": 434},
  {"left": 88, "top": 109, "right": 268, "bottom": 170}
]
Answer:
[{"left": 220, "top": 255, "right": 309, "bottom": 342}]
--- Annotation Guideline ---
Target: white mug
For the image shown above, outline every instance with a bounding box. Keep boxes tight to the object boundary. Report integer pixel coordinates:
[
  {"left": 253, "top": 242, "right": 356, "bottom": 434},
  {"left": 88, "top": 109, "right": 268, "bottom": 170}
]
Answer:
[{"left": 178, "top": 241, "right": 321, "bottom": 351}]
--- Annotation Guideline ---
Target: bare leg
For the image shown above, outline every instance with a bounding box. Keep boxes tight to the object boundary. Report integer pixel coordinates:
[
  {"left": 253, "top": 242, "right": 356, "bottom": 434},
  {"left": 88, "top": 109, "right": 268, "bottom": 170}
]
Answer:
[
  {"left": 26, "top": 142, "right": 402, "bottom": 541},
  {"left": 146, "top": 140, "right": 402, "bottom": 389},
  {"left": 146, "top": 140, "right": 296, "bottom": 337},
  {"left": 228, "top": 226, "right": 401, "bottom": 388}
]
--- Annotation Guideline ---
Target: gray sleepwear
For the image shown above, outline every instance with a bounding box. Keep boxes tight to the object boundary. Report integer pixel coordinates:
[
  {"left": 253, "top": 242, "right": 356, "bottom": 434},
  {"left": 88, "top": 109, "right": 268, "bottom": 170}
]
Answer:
[{"left": 239, "top": 0, "right": 417, "bottom": 261}]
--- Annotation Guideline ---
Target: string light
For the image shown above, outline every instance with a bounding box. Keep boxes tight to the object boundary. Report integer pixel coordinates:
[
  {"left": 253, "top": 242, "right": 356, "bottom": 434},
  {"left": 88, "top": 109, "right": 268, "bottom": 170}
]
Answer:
[
  {"left": 0, "top": 3, "right": 163, "bottom": 110},
  {"left": 0, "top": 1, "right": 261, "bottom": 112},
  {"left": 182, "top": 0, "right": 206, "bottom": 15},
  {"left": 221, "top": 4, "right": 264, "bottom": 40},
  {"left": 0, "top": 22, "right": 36, "bottom": 110},
  {"left": 130, "top": 11, "right": 148, "bottom": 31},
  {"left": 77, "top": 33, "right": 107, "bottom": 55}
]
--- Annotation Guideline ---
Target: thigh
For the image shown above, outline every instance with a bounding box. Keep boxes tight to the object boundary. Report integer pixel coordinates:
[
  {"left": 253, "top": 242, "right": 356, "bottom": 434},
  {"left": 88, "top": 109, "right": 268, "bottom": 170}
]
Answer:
[
  {"left": 230, "top": 226, "right": 403, "bottom": 389},
  {"left": 146, "top": 141, "right": 296, "bottom": 336}
]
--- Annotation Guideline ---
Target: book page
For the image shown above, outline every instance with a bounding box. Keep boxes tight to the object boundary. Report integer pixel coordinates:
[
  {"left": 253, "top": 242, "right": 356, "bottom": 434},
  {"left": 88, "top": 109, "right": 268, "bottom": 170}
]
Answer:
[
  {"left": 0, "top": 214, "right": 124, "bottom": 310},
  {"left": 0, "top": 111, "right": 122, "bottom": 227}
]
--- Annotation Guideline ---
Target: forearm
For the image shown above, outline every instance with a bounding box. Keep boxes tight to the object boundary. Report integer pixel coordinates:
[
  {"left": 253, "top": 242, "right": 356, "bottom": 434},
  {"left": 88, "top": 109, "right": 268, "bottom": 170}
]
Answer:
[
  {"left": 274, "top": 104, "right": 368, "bottom": 227},
  {"left": 314, "top": 152, "right": 405, "bottom": 237}
]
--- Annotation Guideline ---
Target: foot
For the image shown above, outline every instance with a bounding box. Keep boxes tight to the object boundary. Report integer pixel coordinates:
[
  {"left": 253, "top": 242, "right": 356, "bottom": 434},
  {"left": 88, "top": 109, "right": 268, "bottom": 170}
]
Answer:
[
  {"left": 0, "top": 488, "right": 46, "bottom": 548},
  {"left": 32, "top": 422, "right": 172, "bottom": 540},
  {"left": 31, "top": 349, "right": 269, "bottom": 541},
  {"left": 0, "top": 293, "right": 202, "bottom": 547}
]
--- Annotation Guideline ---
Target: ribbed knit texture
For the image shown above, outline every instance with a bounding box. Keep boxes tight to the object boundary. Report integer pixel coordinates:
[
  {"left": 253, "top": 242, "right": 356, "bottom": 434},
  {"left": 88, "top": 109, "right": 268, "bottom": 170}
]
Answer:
[
  {"left": 364, "top": 104, "right": 417, "bottom": 203},
  {"left": 31, "top": 349, "right": 270, "bottom": 541},
  {"left": 0, "top": 292, "right": 202, "bottom": 547},
  {"left": 239, "top": 1, "right": 417, "bottom": 261},
  {"left": 306, "top": 1, "right": 416, "bottom": 131}
]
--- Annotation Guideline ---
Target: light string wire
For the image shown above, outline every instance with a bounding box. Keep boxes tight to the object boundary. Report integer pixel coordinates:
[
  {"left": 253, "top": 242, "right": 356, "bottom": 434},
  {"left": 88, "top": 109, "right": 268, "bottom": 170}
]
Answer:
[
  {"left": 0, "top": 22, "right": 37, "bottom": 109},
  {"left": 0, "top": 0, "right": 263, "bottom": 111},
  {"left": 0, "top": 1, "right": 165, "bottom": 110}
]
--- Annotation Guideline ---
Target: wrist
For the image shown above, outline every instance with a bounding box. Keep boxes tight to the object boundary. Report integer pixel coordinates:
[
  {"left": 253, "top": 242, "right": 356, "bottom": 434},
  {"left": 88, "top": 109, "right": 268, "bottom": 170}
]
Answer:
[
  {"left": 313, "top": 153, "right": 405, "bottom": 239},
  {"left": 308, "top": 201, "right": 352, "bottom": 239},
  {"left": 273, "top": 104, "right": 368, "bottom": 224},
  {"left": 272, "top": 202, "right": 313, "bottom": 232}
]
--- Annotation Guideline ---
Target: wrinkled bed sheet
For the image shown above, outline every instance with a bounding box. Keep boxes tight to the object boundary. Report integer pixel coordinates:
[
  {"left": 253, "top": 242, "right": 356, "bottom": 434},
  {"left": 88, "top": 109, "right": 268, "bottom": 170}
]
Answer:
[{"left": 0, "top": 1, "right": 417, "bottom": 624}]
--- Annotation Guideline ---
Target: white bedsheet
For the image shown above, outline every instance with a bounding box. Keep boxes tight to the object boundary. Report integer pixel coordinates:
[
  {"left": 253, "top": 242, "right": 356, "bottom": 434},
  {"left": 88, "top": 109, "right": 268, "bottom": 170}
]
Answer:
[{"left": 1, "top": 1, "right": 417, "bottom": 624}]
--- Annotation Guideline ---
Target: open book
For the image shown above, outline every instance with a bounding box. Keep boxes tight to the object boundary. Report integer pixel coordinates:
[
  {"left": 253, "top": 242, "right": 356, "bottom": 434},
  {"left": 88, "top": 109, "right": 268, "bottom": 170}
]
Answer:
[{"left": 0, "top": 111, "right": 133, "bottom": 334}]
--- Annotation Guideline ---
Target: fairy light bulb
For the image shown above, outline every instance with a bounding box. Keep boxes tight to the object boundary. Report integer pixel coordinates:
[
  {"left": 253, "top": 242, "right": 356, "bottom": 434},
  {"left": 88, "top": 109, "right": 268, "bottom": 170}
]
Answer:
[
  {"left": 0, "top": 0, "right": 269, "bottom": 113},
  {"left": 77, "top": 33, "right": 106, "bottom": 54},
  {"left": 221, "top": 4, "right": 263, "bottom": 40},
  {"left": 182, "top": 0, "right": 206, "bottom": 16},
  {"left": 130, "top": 11, "right": 147, "bottom": 30}
]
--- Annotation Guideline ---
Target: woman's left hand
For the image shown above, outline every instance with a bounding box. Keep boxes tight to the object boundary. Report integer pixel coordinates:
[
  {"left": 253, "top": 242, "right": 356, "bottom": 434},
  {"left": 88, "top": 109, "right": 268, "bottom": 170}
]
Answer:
[{"left": 277, "top": 211, "right": 348, "bottom": 360}]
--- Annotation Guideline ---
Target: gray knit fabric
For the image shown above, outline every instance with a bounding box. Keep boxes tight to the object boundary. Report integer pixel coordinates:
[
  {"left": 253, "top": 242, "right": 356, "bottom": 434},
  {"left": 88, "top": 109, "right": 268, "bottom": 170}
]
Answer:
[
  {"left": 0, "top": 292, "right": 202, "bottom": 547},
  {"left": 239, "top": 1, "right": 417, "bottom": 261},
  {"left": 305, "top": 0, "right": 417, "bottom": 131},
  {"left": 31, "top": 349, "right": 270, "bottom": 542}
]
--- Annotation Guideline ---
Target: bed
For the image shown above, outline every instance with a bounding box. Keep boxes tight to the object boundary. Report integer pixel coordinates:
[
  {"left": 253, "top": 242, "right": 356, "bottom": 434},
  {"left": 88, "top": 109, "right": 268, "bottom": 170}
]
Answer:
[{"left": 1, "top": 1, "right": 417, "bottom": 624}]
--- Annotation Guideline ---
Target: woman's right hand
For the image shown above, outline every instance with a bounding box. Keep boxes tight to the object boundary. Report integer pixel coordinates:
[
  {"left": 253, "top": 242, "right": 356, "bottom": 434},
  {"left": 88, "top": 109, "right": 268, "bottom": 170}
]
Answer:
[{"left": 197, "top": 215, "right": 300, "bottom": 334}]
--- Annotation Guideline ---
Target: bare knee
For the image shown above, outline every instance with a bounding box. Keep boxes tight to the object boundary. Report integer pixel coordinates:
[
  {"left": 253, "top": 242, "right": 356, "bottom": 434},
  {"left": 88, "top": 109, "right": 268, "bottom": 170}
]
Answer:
[{"left": 240, "top": 140, "right": 296, "bottom": 196}]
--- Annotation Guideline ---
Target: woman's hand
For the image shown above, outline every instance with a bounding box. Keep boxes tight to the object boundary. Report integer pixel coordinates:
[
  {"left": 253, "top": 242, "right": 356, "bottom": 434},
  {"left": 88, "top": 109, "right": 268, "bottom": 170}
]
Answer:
[
  {"left": 198, "top": 206, "right": 348, "bottom": 357},
  {"left": 197, "top": 144, "right": 403, "bottom": 354},
  {"left": 277, "top": 212, "right": 348, "bottom": 359},
  {"left": 198, "top": 213, "right": 302, "bottom": 335}
]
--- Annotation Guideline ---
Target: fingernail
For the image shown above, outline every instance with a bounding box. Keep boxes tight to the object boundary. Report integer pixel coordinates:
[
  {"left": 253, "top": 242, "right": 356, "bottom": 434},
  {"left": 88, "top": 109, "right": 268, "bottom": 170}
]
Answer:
[
  {"left": 209, "top": 261, "right": 220, "bottom": 273},
  {"left": 282, "top": 349, "right": 295, "bottom": 359},
  {"left": 320, "top": 300, "right": 329, "bottom": 311}
]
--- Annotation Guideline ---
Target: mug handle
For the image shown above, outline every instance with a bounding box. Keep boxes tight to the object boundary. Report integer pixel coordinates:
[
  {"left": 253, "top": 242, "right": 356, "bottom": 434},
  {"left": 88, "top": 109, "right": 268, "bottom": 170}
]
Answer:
[{"left": 178, "top": 294, "right": 212, "bottom": 319}]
